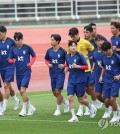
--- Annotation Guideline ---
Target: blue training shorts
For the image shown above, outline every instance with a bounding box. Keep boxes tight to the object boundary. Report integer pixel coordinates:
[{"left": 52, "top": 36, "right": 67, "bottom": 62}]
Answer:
[
  {"left": 103, "top": 83, "right": 120, "bottom": 98},
  {"left": 16, "top": 74, "right": 31, "bottom": 90},
  {"left": 1, "top": 68, "right": 14, "bottom": 82},
  {"left": 50, "top": 73, "right": 65, "bottom": 91},
  {"left": 94, "top": 81, "right": 103, "bottom": 93},
  {"left": 67, "top": 82, "right": 85, "bottom": 97},
  {"left": 85, "top": 72, "right": 94, "bottom": 87}
]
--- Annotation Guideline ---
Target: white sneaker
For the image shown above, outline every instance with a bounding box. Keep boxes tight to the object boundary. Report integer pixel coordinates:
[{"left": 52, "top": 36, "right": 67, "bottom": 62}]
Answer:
[
  {"left": 102, "top": 111, "right": 110, "bottom": 119},
  {"left": 64, "top": 100, "right": 69, "bottom": 113},
  {"left": 90, "top": 105, "right": 96, "bottom": 118},
  {"left": 109, "top": 116, "right": 119, "bottom": 123},
  {"left": 14, "top": 99, "right": 20, "bottom": 110},
  {"left": 19, "top": 109, "right": 26, "bottom": 117},
  {"left": 27, "top": 106, "right": 36, "bottom": 116},
  {"left": 117, "top": 108, "right": 120, "bottom": 120},
  {"left": 76, "top": 105, "right": 83, "bottom": 117},
  {"left": 68, "top": 116, "right": 79, "bottom": 122},
  {"left": 53, "top": 110, "right": 61, "bottom": 116},
  {"left": 84, "top": 107, "right": 90, "bottom": 115},
  {"left": 0, "top": 109, "right": 4, "bottom": 115},
  {"left": 96, "top": 100, "right": 103, "bottom": 109}
]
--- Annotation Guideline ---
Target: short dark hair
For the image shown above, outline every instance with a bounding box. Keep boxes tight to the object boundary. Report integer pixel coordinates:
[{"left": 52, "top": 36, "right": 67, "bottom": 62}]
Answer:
[
  {"left": 84, "top": 25, "right": 93, "bottom": 33},
  {"left": 68, "top": 27, "right": 79, "bottom": 36},
  {"left": 89, "top": 23, "right": 96, "bottom": 27},
  {"left": 68, "top": 40, "right": 77, "bottom": 47},
  {"left": 0, "top": 25, "right": 7, "bottom": 32},
  {"left": 51, "top": 34, "right": 61, "bottom": 44},
  {"left": 110, "top": 21, "right": 120, "bottom": 29},
  {"left": 101, "top": 41, "right": 111, "bottom": 51},
  {"left": 14, "top": 32, "right": 23, "bottom": 40},
  {"left": 95, "top": 34, "right": 104, "bottom": 41}
]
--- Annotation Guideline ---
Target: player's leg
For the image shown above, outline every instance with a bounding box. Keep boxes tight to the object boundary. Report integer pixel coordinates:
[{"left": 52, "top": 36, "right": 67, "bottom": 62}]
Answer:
[
  {"left": 109, "top": 84, "right": 119, "bottom": 123},
  {"left": 53, "top": 89, "right": 63, "bottom": 116},
  {"left": 18, "top": 75, "right": 36, "bottom": 116},
  {"left": 9, "top": 84, "right": 20, "bottom": 110},
  {"left": 76, "top": 82, "right": 96, "bottom": 118},
  {"left": 53, "top": 74, "right": 69, "bottom": 116},
  {"left": 19, "top": 86, "right": 28, "bottom": 116},
  {"left": 86, "top": 72, "right": 97, "bottom": 111},
  {"left": 0, "top": 80, "right": 3, "bottom": 110},
  {"left": 95, "top": 82, "right": 104, "bottom": 109},
  {"left": 0, "top": 90, "right": 3, "bottom": 110},
  {"left": 102, "top": 85, "right": 111, "bottom": 119},
  {"left": 67, "top": 83, "right": 78, "bottom": 122},
  {"left": 2, "top": 82, "right": 10, "bottom": 112},
  {"left": 1, "top": 68, "right": 19, "bottom": 112}
]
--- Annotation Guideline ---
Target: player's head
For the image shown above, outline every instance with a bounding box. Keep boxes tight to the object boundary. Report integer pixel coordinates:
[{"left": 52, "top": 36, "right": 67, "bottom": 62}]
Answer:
[
  {"left": 51, "top": 34, "right": 61, "bottom": 46},
  {"left": 84, "top": 25, "right": 93, "bottom": 40},
  {"left": 0, "top": 25, "right": 7, "bottom": 40},
  {"left": 89, "top": 23, "right": 96, "bottom": 37},
  {"left": 101, "top": 41, "right": 112, "bottom": 56},
  {"left": 68, "top": 40, "right": 77, "bottom": 53},
  {"left": 14, "top": 32, "right": 23, "bottom": 47},
  {"left": 68, "top": 27, "right": 79, "bottom": 42},
  {"left": 95, "top": 35, "right": 104, "bottom": 48},
  {"left": 110, "top": 21, "right": 120, "bottom": 36}
]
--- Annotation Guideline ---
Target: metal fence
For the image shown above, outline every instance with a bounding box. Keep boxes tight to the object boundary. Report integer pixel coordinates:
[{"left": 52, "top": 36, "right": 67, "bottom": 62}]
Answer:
[{"left": 0, "top": 0, "right": 119, "bottom": 22}]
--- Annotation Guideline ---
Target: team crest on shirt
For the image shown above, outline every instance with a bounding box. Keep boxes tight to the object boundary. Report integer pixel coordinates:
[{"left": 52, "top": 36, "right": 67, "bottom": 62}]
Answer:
[
  {"left": 111, "top": 60, "right": 114, "bottom": 64},
  {"left": 58, "top": 54, "right": 60, "bottom": 58},
  {"left": 7, "top": 45, "right": 9, "bottom": 49},
  {"left": 74, "top": 59, "right": 76, "bottom": 63},
  {"left": 23, "top": 51, "right": 26, "bottom": 55}
]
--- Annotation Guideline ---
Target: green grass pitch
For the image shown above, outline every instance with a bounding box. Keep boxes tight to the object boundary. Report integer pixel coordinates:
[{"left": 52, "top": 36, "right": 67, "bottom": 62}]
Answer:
[{"left": 0, "top": 90, "right": 120, "bottom": 134}]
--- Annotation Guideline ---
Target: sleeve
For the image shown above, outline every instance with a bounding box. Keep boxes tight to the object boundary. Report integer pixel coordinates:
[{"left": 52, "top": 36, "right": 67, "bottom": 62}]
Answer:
[
  {"left": 44, "top": 50, "right": 50, "bottom": 61},
  {"left": 80, "top": 53, "right": 88, "bottom": 65},
  {"left": 8, "top": 48, "right": 14, "bottom": 59},
  {"left": 86, "top": 41, "right": 94, "bottom": 52},
  {"left": 28, "top": 46, "right": 36, "bottom": 57}
]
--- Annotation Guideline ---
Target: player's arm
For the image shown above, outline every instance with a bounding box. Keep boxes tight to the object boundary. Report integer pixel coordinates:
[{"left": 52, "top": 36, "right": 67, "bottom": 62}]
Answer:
[
  {"left": 8, "top": 49, "right": 16, "bottom": 64},
  {"left": 113, "top": 46, "right": 120, "bottom": 52},
  {"left": 27, "top": 56, "right": 36, "bottom": 68},
  {"left": 99, "top": 67, "right": 105, "bottom": 83},
  {"left": 45, "top": 59, "right": 53, "bottom": 68},
  {"left": 114, "top": 74, "right": 120, "bottom": 80},
  {"left": 91, "top": 62, "right": 96, "bottom": 73},
  {"left": 72, "top": 53, "right": 88, "bottom": 70},
  {"left": 72, "top": 63, "right": 88, "bottom": 70},
  {"left": 27, "top": 46, "right": 37, "bottom": 68}
]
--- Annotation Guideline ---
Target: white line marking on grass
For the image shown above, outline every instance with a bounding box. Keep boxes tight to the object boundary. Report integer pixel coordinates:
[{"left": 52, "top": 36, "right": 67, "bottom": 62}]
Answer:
[
  {"left": 29, "top": 92, "right": 66, "bottom": 97},
  {"left": 0, "top": 118, "right": 97, "bottom": 124}
]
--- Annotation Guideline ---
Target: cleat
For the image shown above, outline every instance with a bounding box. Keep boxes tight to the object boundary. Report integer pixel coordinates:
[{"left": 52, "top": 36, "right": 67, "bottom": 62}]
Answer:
[
  {"left": 64, "top": 100, "right": 69, "bottom": 113},
  {"left": 68, "top": 116, "right": 79, "bottom": 122},
  {"left": 14, "top": 99, "right": 20, "bottom": 110},
  {"left": 53, "top": 110, "right": 61, "bottom": 116},
  {"left": 0, "top": 109, "right": 4, "bottom": 115},
  {"left": 19, "top": 109, "right": 26, "bottom": 117},
  {"left": 109, "top": 116, "right": 119, "bottom": 123},
  {"left": 90, "top": 105, "right": 96, "bottom": 118},
  {"left": 27, "top": 106, "right": 36, "bottom": 115},
  {"left": 84, "top": 107, "right": 90, "bottom": 115},
  {"left": 76, "top": 105, "right": 83, "bottom": 117},
  {"left": 102, "top": 111, "right": 110, "bottom": 119}
]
